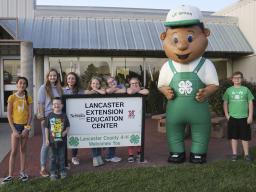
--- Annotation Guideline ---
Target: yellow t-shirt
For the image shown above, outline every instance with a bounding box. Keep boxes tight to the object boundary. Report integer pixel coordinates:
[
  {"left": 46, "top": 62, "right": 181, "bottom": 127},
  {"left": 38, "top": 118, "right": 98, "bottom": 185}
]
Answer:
[{"left": 8, "top": 93, "right": 33, "bottom": 124}]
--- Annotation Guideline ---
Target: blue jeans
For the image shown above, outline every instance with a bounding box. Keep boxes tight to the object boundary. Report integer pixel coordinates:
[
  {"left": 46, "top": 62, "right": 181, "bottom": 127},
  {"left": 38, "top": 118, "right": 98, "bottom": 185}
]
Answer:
[
  {"left": 49, "top": 142, "right": 65, "bottom": 175},
  {"left": 40, "top": 121, "right": 49, "bottom": 167},
  {"left": 91, "top": 148, "right": 102, "bottom": 157},
  {"left": 107, "top": 147, "right": 116, "bottom": 159}
]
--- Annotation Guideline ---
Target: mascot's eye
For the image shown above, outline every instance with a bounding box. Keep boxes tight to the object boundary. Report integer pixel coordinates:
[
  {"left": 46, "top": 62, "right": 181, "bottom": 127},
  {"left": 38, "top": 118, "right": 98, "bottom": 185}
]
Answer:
[
  {"left": 187, "top": 35, "right": 193, "bottom": 43},
  {"left": 172, "top": 37, "right": 178, "bottom": 44}
]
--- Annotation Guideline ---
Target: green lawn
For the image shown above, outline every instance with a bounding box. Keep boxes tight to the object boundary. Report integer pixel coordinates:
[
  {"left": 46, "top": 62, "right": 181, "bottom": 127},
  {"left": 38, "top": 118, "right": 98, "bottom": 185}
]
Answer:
[{"left": 1, "top": 160, "right": 256, "bottom": 192}]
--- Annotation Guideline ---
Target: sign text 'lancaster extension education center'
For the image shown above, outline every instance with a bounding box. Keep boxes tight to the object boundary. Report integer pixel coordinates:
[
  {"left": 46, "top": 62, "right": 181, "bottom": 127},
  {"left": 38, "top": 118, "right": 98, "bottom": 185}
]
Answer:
[{"left": 65, "top": 96, "right": 143, "bottom": 148}]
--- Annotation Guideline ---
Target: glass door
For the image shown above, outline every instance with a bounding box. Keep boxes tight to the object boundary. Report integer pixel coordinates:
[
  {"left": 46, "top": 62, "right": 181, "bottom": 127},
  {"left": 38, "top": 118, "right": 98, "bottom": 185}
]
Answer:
[{"left": 0, "top": 58, "right": 20, "bottom": 117}]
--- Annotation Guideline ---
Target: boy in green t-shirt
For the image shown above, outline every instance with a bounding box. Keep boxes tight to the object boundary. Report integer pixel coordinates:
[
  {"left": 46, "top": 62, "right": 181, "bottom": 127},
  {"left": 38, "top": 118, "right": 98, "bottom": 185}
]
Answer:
[{"left": 223, "top": 71, "right": 254, "bottom": 162}]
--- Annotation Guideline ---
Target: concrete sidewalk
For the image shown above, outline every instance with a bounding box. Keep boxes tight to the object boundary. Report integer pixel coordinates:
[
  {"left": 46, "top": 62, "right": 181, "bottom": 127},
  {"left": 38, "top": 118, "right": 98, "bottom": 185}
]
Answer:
[{"left": 0, "top": 123, "right": 11, "bottom": 162}]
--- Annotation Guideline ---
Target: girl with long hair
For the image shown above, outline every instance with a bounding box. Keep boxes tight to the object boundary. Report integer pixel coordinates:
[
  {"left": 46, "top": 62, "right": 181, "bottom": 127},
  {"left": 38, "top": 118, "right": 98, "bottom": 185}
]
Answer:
[
  {"left": 2, "top": 77, "right": 32, "bottom": 184},
  {"left": 37, "top": 68, "right": 63, "bottom": 177},
  {"left": 63, "top": 72, "right": 81, "bottom": 165}
]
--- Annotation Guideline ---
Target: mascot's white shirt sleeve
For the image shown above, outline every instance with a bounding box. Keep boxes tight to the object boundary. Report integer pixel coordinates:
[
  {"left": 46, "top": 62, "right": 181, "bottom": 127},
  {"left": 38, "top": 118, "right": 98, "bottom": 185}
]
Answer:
[{"left": 157, "top": 57, "right": 219, "bottom": 88}]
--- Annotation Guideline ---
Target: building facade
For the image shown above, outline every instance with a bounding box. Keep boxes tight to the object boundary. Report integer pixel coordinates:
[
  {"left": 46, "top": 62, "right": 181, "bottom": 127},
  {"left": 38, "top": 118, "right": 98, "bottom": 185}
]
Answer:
[
  {"left": 214, "top": 0, "right": 256, "bottom": 82},
  {"left": 0, "top": 0, "right": 254, "bottom": 118}
]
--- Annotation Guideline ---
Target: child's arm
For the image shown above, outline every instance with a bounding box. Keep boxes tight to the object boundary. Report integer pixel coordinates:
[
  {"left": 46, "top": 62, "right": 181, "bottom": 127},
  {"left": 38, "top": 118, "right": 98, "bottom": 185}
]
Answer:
[
  {"left": 22, "top": 103, "right": 33, "bottom": 137},
  {"left": 27, "top": 104, "right": 33, "bottom": 126},
  {"left": 115, "top": 87, "right": 126, "bottom": 93},
  {"left": 84, "top": 90, "right": 94, "bottom": 94},
  {"left": 247, "top": 100, "right": 253, "bottom": 124},
  {"left": 158, "top": 86, "right": 175, "bottom": 100},
  {"left": 138, "top": 88, "right": 149, "bottom": 95},
  {"left": 106, "top": 87, "right": 126, "bottom": 94},
  {"left": 95, "top": 89, "right": 106, "bottom": 95},
  {"left": 37, "top": 103, "right": 45, "bottom": 120},
  {"left": 223, "top": 101, "right": 230, "bottom": 120},
  {"left": 45, "top": 128, "right": 49, "bottom": 146},
  {"left": 85, "top": 89, "right": 106, "bottom": 95},
  {"left": 7, "top": 101, "right": 19, "bottom": 137},
  {"left": 196, "top": 84, "right": 219, "bottom": 102},
  {"left": 127, "top": 87, "right": 141, "bottom": 94},
  {"left": 62, "top": 127, "right": 70, "bottom": 137},
  {"left": 106, "top": 87, "right": 117, "bottom": 94}
]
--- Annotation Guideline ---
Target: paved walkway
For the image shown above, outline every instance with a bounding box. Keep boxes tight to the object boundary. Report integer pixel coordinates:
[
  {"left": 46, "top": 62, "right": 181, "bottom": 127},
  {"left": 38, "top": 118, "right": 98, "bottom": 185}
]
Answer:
[{"left": 0, "top": 119, "right": 255, "bottom": 179}]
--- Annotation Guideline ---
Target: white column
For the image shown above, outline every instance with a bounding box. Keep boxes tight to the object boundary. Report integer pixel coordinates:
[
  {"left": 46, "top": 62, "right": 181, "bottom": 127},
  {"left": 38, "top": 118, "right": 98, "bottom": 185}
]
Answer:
[
  {"left": 20, "top": 41, "right": 34, "bottom": 136},
  {"left": 20, "top": 41, "right": 33, "bottom": 97}
]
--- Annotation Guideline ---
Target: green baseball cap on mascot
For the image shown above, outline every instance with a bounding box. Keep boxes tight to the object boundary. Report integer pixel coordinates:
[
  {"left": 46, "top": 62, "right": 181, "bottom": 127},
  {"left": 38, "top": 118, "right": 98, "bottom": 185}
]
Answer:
[{"left": 164, "top": 5, "right": 202, "bottom": 27}]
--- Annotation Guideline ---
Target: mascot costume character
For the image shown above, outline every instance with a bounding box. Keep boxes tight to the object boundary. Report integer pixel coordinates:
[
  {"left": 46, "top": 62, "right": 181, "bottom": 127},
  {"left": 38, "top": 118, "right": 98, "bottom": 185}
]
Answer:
[{"left": 158, "top": 5, "right": 219, "bottom": 164}]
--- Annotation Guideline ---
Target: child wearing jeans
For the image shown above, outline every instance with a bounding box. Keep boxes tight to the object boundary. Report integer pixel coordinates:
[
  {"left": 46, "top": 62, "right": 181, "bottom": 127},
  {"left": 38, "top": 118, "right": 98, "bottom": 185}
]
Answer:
[
  {"left": 104, "top": 76, "right": 126, "bottom": 163},
  {"left": 1, "top": 77, "right": 32, "bottom": 184},
  {"left": 37, "top": 68, "right": 63, "bottom": 177},
  {"left": 45, "top": 97, "right": 70, "bottom": 180},
  {"left": 127, "top": 77, "right": 149, "bottom": 162},
  {"left": 85, "top": 76, "right": 106, "bottom": 166},
  {"left": 63, "top": 72, "right": 82, "bottom": 165},
  {"left": 223, "top": 71, "right": 254, "bottom": 162}
]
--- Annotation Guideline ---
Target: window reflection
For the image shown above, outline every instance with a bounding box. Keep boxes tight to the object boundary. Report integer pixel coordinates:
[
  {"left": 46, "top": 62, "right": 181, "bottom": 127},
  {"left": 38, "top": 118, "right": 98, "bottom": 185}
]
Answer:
[{"left": 3, "top": 59, "right": 20, "bottom": 84}]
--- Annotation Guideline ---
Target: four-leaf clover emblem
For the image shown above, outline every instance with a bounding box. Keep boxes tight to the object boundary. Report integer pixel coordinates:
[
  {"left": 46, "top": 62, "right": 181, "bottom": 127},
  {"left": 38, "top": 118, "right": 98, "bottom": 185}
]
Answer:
[
  {"left": 178, "top": 80, "right": 193, "bottom": 95},
  {"left": 130, "top": 134, "right": 140, "bottom": 144},
  {"left": 69, "top": 136, "right": 79, "bottom": 147}
]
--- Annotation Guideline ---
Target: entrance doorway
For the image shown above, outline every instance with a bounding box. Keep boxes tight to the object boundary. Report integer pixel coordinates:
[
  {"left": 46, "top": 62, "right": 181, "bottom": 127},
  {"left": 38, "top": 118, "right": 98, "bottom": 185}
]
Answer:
[{"left": 0, "top": 57, "right": 20, "bottom": 117}]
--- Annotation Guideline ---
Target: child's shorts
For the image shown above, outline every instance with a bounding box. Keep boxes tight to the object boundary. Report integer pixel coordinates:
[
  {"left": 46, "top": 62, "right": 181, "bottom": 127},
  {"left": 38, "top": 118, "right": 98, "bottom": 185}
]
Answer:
[
  {"left": 227, "top": 117, "right": 251, "bottom": 141},
  {"left": 14, "top": 124, "right": 25, "bottom": 134}
]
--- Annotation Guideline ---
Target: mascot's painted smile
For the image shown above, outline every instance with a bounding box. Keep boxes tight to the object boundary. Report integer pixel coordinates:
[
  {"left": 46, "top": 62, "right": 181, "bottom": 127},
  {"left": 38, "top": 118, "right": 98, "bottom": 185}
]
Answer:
[{"left": 176, "top": 53, "right": 190, "bottom": 60}]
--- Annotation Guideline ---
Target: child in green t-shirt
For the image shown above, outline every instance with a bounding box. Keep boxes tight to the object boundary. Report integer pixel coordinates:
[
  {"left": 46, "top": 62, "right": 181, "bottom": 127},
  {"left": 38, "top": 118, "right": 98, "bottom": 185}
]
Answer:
[{"left": 223, "top": 71, "right": 254, "bottom": 162}]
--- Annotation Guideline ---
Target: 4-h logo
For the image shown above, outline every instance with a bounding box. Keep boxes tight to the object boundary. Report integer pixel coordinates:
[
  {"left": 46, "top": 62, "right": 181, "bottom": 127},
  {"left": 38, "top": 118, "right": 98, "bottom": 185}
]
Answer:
[
  {"left": 128, "top": 110, "right": 135, "bottom": 119},
  {"left": 69, "top": 136, "right": 79, "bottom": 147},
  {"left": 178, "top": 80, "right": 193, "bottom": 95},
  {"left": 130, "top": 134, "right": 140, "bottom": 144}
]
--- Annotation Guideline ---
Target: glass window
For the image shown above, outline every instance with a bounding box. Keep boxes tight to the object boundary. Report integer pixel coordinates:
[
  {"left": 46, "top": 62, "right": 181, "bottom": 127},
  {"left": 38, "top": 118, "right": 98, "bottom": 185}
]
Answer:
[
  {"left": 49, "top": 57, "right": 111, "bottom": 88},
  {"left": 2, "top": 59, "right": 20, "bottom": 114},
  {"left": 210, "top": 59, "right": 227, "bottom": 80},
  {"left": 145, "top": 58, "right": 168, "bottom": 83},
  {"left": 3, "top": 59, "right": 20, "bottom": 84},
  {"left": 113, "top": 57, "right": 144, "bottom": 86},
  {"left": 79, "top": 57, "right": 111, "bottom": 88}
]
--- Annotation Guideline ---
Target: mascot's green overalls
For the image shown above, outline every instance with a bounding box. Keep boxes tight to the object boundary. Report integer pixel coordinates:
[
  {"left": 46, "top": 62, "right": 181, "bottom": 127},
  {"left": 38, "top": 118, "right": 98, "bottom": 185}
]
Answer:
[{"left": 166, "top": 57, "right": 211, "bottom": 163}]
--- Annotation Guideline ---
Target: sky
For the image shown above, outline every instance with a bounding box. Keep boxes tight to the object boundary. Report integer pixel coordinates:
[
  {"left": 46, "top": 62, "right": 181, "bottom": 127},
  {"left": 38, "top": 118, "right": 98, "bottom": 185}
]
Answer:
[{"left": 36, "top": 0, "right": 238, "bottom": 12}]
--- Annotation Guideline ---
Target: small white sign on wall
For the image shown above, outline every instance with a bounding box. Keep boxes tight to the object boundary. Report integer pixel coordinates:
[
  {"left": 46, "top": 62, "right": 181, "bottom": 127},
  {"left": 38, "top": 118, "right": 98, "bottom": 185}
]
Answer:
[{"left": 65, "top": 96, "right": 143, "bottom": 148}]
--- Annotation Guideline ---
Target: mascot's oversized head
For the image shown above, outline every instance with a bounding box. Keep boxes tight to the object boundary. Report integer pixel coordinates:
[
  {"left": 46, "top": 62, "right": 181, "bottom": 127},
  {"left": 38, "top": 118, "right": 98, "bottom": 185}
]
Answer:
[{"left": 160, "top": 5, "right": 210, "bottom": 64}]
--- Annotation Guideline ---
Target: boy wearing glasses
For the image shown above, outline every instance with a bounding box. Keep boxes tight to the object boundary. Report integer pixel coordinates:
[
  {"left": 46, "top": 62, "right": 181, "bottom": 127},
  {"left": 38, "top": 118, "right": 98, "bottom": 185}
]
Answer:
[{"left": 223, "top": 71, "right": 254, "bottom": 162}]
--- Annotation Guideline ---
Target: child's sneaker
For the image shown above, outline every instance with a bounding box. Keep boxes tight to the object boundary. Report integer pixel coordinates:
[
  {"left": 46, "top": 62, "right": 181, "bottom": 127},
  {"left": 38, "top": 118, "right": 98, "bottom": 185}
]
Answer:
[
  {"left": 65, "top": 163, "right": 71, "bottom": 170},
  {"left": 60, "top": 172, "right": 67, "bottom": 179},
  {"left": 245, "top": 155, "right": 252, "bottom": 163},
  {"left": 93, "top": 157, "right": 100, "bottom": 167},
  {"left": 231, "top": 154, "right": 238, "bottom": 161},
  {"left": 72, "top": 157, "right": 80, "bottom": 165},
  {"left": 1, "top": 176, "right": 13, "bottom": 185},
  {"left": 19, "top": 172, "right": 28, "bottom": 182},
  {"left": 97, "top": 156, "right": 104, "bottom": 165},
  {"left": 128, "top": 155, "right": 135, "bottom": 163},
  {"left": 105, "top": 156, "right": 122, "bottom": 163},
  {"left": 40, "top": 169, "right": 49, "bottom": 177},
  {"left": 50, "top": 174, "right": 57, "bottom": 181}
]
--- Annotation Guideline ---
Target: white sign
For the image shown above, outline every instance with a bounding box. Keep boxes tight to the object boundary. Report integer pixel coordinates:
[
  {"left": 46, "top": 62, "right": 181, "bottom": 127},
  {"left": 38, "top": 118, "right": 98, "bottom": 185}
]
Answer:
[{"left": 66, "top": 96, "right": 143, "bottom": 148}]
